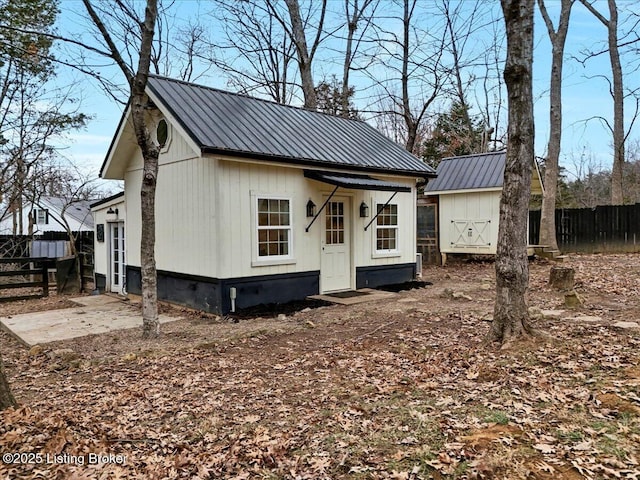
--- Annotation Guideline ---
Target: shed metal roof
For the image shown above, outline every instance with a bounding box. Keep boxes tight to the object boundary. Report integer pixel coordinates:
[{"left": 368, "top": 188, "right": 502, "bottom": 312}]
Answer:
[
  {"left": 145, "top": 75, "right": 435, "bottom": 178},
  {"left": 424, "top": 151, "right": 506, "bottom": 192}
]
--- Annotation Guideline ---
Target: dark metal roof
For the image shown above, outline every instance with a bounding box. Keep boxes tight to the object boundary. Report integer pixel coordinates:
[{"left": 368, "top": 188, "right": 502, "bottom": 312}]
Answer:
[
  {"left": 424, "top": 151, "right": 506, "bottom": 192},
  {"left": 146, "top": 75, "right": 435, "bottom": 178},
  {"left": 90, "top": 191, "right": 125, "bottom": 209},
  {"left": 304, "top": 170, "right": 411, "bottom": 192}
]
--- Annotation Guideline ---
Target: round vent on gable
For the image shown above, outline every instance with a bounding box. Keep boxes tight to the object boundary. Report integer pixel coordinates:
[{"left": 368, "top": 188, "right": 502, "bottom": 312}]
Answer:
[{"left": 156, "top": 118, "right": 168, "bottom": 148}]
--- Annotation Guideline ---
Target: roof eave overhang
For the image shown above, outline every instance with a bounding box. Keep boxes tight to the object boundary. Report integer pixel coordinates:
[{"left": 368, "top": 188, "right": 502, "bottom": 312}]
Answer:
[
  {"left": 201, "top": 146, "right": 436, "bottom": 179},
  {"left": 100, "top": 104, "right": 133, "bottom": 180},
  {"left": 90, "top": 191, "right": 125, "bottom": 210},
  {"left": 426, "top": 186, "right": 503, "bottom": 195}
]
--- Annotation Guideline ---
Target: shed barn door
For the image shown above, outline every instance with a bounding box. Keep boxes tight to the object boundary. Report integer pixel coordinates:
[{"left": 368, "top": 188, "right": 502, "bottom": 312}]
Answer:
[{"left": 451, "top": 220, "right": 491, "bottom": 247}]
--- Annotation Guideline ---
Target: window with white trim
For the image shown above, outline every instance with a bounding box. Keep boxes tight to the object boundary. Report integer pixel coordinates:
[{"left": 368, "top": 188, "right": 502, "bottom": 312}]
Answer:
[
  {"left": 34, "top": 208, "right": 49, "bottom": 225},
  {"left": 375, "top": 203, "right": 398, "bottom": 251},
  {"left": 257, "top": 197, "right": 292, "bottom": 258}
]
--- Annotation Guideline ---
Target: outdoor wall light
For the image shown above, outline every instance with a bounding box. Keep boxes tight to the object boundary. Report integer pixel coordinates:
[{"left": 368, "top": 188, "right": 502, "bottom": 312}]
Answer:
[
  {"left": 306, "top": 199, "right": 316, "bottom": 217},
  {"left": 360, "top": 201, "right": 369, "bottom": 218},
  {"left": 106, "top": 207, "right": 119, "bottom": 221}
]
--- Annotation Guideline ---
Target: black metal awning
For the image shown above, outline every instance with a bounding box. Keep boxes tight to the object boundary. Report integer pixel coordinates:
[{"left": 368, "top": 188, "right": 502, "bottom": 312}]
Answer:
[
  {"left": 303, "top": 170, "right": 413, "bottom": 232},
  {"left": 303, "top": 170, "right": 412, "bottom": 192}
]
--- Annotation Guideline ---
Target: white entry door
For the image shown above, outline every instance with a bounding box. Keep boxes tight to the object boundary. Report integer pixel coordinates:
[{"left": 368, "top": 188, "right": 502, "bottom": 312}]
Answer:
[
  {"left": 321, "top": 197, "right": 351, "bottom": 292},
  {"left": 109, "top": 222, "right": 126, "bottom": 294}
]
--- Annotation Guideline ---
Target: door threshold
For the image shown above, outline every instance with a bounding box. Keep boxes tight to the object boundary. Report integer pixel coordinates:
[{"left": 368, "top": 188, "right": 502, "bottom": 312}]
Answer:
[{"left": 308, "top": 288, "right": 396, "bottom": 305}]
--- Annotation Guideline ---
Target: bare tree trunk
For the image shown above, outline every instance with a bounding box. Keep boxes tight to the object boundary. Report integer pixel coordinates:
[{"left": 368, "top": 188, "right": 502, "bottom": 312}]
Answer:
[
  {"left": 285, "top": 0, "right": 318, "bottom": 109},
  {"left": 538, "top": 0, "right": 573, "bottom": 252},
  {"left": 137, "top": 114, "right": 160, "bottom": 338},
  {"left": 489, "top": 0, "right": 535, "bottom": 346},
  {"left": 607, "top": 0, "right": 624, "bottom": 205},
  {"left": 341, "top": 0, "right": 376, "bottom": 117},
  {"left": 0, "top": 353, "right": 17, "bottom": 411},
  {"left": 579, "top": 0, "right": 624, "bottom": 204},
  {"left": 441, "top": 0, "right": 483, "bottom": 144},
  {"left": 401, "top": 0, "right": 417, "bottom": 153},
  {"left": 398, "top": 0, "right": 441, "bottom": 154},
  {"left": 83, "top": 0, "right": 160, "bottom": 338},
  {"left": 342, "top": 0, "right": 357, "bottom": 116},
  {"left": 132, "top": 7, "right": 161, "bottom": 339}
]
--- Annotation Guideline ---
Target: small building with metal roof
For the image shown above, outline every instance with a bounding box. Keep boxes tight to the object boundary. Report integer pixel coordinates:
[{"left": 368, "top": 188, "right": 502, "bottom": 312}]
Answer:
[
  {"left": 95, "top": 75, "right": 436, "bottom": 313},
  {"left": 90, "top": 192, "right": 126, "bottom": 295},
  {"left": 424, "top": 151, "right": 543, "bottom": 260}
]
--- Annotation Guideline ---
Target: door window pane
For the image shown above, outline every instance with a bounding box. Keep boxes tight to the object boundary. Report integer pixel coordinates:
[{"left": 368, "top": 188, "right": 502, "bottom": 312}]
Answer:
[{"left": 326, "top": 201, "right": 345, "bottom": 245}]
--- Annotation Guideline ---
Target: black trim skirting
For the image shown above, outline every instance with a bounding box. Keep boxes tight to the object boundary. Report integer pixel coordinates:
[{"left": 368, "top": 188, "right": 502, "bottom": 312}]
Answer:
[
  {"left": 356, "top": 263, "right": 416, "bottom": 289},
  {"left": 126, "top": 266, "right": 320, "bottom": 314},
  {"left": 125, "top": 263, "right": 415, "bottom": 314}
]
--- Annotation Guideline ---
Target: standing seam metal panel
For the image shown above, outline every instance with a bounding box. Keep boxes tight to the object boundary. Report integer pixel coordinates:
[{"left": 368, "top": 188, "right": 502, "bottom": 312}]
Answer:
[{"left": 147, "top": 75, "right": 434, "bottom": 175}]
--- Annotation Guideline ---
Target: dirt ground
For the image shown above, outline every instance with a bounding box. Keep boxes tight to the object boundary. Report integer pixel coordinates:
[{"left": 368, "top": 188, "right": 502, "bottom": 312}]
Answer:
[{"left": 1, "top": 254, "right": 639, "bottom": 479}]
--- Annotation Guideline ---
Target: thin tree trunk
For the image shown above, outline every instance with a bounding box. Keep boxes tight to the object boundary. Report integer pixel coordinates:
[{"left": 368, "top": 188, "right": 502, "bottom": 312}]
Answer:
[
  {"left": 578, "top": 0, "right": 624, "bottom": 204},
  {"left": 538, "top": 0, "right": 573, "bottom": 252},
  {"left": 83, "top": 0, "right": 160, "bottom": 337},
  {"left": 489, "top": 0, "right": 535, "bottom": 346},
  {"left": 0, "top": 353, "right": 17, "bottom": 410},
  {"left": 131, "top": 4, "right": 161, "bottom": 338},
  {"left": 285, "top": 0, "right": 317, "bottom": 109},
  {"left": 401, "top": 0, "right": 416, "bottom": 153},
  {"left": 342, "top": 2, "right": 356, "bottom": 117},
  {"left": 443, "top": 0, "right": 474, "bottom": 144},
  {"left": 607, "top": 0, "right": 624, "bottom": 205}
]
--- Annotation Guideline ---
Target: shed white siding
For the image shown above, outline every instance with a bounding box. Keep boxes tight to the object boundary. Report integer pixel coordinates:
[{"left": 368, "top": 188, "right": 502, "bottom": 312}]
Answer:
[
  {"left": 123, "top": 154, "right": 417, "bottom": 284},
  {"left": 123, "top": 124, "right": 204, "bottom": 275},
  {"left": 438, "top": 190, "right": 501, "bottom": 255},
  {"left": 92, "top": 195, "right": 126, "bottom": 290}
]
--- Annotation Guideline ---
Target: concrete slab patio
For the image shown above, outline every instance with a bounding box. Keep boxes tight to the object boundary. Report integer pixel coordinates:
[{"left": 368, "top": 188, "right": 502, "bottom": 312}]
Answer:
[{"left": 0, "top": 295, "right": 179, "bottom": 347}]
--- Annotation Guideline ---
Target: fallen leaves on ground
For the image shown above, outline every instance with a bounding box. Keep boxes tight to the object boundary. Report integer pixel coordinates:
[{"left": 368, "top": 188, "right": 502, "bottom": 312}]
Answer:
[{"left": 1, "top": 254, "right": 640, "bottom": 479}]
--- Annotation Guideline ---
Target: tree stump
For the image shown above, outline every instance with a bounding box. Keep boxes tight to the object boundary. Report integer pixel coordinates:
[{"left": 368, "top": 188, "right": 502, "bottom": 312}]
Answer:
[{"left": 549, "top": 266, "right": 575, "bottom": 290}]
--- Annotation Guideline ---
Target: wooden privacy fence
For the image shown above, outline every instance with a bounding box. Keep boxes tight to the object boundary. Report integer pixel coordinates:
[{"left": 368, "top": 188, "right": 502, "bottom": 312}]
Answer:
[
  {"left": 529, "top": 203, "right": 640, "bottom": 253},
  {"left": 0, "top": 257, "right": 52, "bottom": 302}
]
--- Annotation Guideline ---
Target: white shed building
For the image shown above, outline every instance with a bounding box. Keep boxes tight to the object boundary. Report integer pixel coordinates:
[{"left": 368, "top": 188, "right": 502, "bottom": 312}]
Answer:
[
  {"left": 424, "top": 151, "right": 543, "bottom": 260},
  {"left": 94, "top": 75, "right": 436, "bottom": 314},
  {"left": 90, "top": 192, "right": 125, "bottom": 295}
]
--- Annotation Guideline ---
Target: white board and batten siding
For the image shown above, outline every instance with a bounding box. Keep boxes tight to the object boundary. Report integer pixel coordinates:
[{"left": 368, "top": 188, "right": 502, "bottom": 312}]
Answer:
[
  {"left": 123, "top": 129, "right": 208, "bottom": 275},
  {"left": 125, "top": 151, "right": 417, "bottom": 284},
  {"left": 438, "top": 190, "right": 500, "bottom": 255},
  {"left": 92, "top": 195, "right": 126, "bottom": 284},
  {"left": 217, "top": 160, "right": 415, "bottom": 280},
  {"left": 214, "top": 159, "right": 417, "bottom": 282}
]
